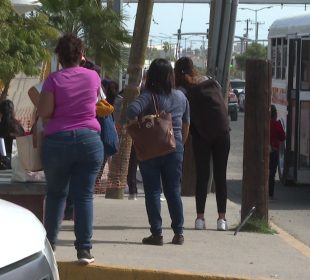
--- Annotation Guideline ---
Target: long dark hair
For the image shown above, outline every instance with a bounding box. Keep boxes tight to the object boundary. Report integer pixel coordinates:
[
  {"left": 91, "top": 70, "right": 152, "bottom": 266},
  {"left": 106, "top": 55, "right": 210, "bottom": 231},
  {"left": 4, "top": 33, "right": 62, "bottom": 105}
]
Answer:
[
  {"left": 145, "top": 58, "right": 175, "bottom": 95},
  {"left": 0, "top": 100, "right": 23, "bottom": 137},
  {"left": 271, "top": 104, "right": 277, "bottom": 120},
  {"left": 174, "top": 56, "right": 201, "bottom": 90}
]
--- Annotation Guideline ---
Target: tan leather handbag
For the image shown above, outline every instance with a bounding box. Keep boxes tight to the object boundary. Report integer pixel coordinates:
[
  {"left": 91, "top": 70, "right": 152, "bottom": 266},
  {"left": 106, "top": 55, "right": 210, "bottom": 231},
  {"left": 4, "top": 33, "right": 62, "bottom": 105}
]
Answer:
[{"left": 126, "top": 94, "right": 176, "bottom": 161}]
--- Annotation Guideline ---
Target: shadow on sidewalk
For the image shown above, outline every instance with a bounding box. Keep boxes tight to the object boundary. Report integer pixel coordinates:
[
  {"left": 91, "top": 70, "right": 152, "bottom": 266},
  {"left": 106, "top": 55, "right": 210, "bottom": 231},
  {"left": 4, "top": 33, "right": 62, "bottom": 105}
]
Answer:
[{"left": 227, "top": 179, "right": 310, "bottom": 211}]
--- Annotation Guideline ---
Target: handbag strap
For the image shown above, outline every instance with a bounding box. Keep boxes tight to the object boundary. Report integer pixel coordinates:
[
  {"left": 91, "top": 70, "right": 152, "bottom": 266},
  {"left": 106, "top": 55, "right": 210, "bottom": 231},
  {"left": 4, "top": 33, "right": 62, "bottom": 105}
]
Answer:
[
  {"left": 30, "top": 117, "right": 38, "bottom": 148},
  {"left": 151, "top": 94, "right": 160, "bottom": 116}
]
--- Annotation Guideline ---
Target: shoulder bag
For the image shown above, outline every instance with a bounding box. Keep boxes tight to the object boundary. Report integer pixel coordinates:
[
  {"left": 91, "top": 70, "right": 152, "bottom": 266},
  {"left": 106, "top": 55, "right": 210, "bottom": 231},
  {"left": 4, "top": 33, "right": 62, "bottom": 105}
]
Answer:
[
  {"left": 97, "top": 114, "right": 119, "bottom": 157},
  {"left": 126, "top": 94, "right": 176, "bottom": 161},
  {"left": 15, "top": 119, "right": 43, "bottom": 171}
]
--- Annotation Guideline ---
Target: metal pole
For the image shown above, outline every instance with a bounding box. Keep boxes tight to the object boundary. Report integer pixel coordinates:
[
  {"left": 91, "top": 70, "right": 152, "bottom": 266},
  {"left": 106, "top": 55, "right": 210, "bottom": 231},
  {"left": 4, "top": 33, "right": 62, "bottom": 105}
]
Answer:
[
  {"left": 113, "top": 0, "right": 122, "bottom": 14},
  {"left": 246, "top": 19, "right": 249, "bottom": 49},
  {"left": 255, "top": 10, "right": 258, "bottom": 43}
]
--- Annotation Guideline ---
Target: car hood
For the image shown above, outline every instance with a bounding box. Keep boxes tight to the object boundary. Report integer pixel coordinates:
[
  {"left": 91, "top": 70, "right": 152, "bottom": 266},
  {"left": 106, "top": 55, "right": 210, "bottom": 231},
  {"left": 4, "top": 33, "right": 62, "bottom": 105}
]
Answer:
[{"left": 0, "top": 199, "right": 46, "bottom": 268}]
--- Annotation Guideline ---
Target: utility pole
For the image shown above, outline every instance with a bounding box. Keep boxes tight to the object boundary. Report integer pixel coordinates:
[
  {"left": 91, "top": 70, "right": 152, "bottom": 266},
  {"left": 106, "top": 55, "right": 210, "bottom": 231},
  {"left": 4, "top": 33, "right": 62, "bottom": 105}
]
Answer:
[
  {"left": 245, "top": 19, "right": 250, "bottom": 49},
  {"left": 202, "top": 36, "right": 206, "bottom": 71},
  {"left": 105, "top": 0, "right": 154, "bottom": 199},
  {"left": 242, "top": 59, "right": 271, "bottom": 222},
  {"left": 255, "top": 21, "right": 265, "bottom": 43},
  {"left": 176, "top": 28, "right": 181, "bottom": 59}
]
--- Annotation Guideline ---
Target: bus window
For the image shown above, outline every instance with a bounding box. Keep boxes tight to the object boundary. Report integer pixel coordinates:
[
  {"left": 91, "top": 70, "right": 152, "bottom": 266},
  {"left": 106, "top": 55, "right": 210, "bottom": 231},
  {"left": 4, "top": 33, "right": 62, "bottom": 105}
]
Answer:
[
  {"left": 271, "top": 38, "right": 276, "bottom": 78},
  {"left": 276, "top": 38, "right": 282, "bottom": 79},
  {"left": 293, "top": 41, "right": 298, "bottom": 90},
  {"left": 301, "top": 40, "right": 310, "bottom": 90},
  {"left": 299, "top": 101, "right": 310, "bottom": 168},
  {"left": 282, "top": 39, "right": 287, "bottom": 80}
]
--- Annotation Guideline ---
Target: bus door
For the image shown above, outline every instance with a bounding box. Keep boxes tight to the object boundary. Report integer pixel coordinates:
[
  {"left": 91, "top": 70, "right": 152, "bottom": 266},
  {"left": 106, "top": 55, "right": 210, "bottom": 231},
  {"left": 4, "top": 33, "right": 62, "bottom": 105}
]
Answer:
[
  {"left": 298, "top": 39, "right": 310, "bottom": 183},
  {"left": 287, "top": 38, "right": 310, "bottom": 184}
]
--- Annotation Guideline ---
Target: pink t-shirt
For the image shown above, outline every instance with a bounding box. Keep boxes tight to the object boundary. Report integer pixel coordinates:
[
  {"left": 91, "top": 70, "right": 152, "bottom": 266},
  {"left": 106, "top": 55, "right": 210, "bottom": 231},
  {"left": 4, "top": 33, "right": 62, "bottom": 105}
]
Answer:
[{"left": 42, "top": 66, "right": 101, "bottom": 136}]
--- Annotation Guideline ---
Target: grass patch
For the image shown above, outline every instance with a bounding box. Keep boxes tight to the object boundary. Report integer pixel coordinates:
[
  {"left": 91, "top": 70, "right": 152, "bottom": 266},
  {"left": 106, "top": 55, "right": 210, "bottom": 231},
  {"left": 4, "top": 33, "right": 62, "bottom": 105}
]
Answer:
[{"left": 236, "top": 218, "right": 277, "bottom": 234}]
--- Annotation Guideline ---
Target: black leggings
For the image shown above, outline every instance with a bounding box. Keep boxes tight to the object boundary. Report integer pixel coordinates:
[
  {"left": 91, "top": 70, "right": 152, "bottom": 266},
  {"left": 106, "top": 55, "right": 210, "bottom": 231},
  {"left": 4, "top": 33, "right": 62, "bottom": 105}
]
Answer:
[
  {"left": 192, "top": 132, "right": 230, "bottom": 214},
  {"left": 269, "top": 150, "right": 279, "bottom": 197},
  {"left": 127, "top": 144, "right": 138, "bottom": 195}
]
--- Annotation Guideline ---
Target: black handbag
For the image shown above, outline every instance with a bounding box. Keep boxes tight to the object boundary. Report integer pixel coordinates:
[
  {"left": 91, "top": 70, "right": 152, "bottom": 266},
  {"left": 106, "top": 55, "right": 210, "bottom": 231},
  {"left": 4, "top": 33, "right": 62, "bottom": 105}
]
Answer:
[{"left": 0, "top": 155, "right": 11, "bottom": 170}]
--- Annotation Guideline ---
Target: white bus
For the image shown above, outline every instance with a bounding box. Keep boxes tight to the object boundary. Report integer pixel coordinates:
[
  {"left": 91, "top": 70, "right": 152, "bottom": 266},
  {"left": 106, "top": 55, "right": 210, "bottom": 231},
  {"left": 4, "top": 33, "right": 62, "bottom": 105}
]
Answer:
[{"left": 268, "top": 14, "right": 310, "bottom": 185}]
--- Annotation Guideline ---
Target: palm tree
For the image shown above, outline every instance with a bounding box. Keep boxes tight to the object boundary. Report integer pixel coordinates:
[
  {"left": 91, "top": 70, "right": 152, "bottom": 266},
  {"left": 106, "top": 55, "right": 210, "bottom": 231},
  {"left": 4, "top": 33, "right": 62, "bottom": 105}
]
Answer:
[
  {"left": 105, "top": 0, "right": 154, "bottom": 199},
  {"left": 39, "top": 0, "right": 131, "bottom": 74}
]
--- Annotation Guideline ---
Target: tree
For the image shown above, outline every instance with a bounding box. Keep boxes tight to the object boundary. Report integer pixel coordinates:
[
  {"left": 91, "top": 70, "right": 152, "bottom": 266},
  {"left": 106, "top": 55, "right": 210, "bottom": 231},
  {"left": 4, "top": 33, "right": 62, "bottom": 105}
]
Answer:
[
  {"left": 105, "top": 0, "right": 154, "bottom": 199},
  {"left": 235, "top": 43, "right": 267, "bottom": 71},
  {"left": 0, "top": 0, "right": 58, "bottom": 100},
  {"left": 163, "top": 41, "right": 170, "bottom": 57},
  {"left": 39, "top": 0, "right": 132, "bottom": 74}
]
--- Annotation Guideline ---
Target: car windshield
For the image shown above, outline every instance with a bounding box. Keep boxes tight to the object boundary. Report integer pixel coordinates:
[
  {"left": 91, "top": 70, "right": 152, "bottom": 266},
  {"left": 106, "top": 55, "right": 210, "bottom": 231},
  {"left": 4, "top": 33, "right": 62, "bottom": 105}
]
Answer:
[{"left": 231, "top": 81, "right": 245, "bottom": 89}]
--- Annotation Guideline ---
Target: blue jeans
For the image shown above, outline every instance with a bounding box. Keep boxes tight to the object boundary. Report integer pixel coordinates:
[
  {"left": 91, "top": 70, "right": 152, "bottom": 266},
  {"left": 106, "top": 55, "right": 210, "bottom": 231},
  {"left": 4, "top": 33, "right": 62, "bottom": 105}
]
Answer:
[
  {"left": 42, "top": 129, "right": 103, "bottom": 250},
  {"left": 139, "top": 151, "right": 184, "bottom": 236}
]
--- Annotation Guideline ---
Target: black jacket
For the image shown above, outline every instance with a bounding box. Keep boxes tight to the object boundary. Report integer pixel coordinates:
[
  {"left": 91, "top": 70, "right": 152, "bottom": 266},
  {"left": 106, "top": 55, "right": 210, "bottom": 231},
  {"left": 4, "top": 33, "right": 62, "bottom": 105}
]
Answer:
[{"left": 186, "top": 79, "right": 229, "bottom": 143}]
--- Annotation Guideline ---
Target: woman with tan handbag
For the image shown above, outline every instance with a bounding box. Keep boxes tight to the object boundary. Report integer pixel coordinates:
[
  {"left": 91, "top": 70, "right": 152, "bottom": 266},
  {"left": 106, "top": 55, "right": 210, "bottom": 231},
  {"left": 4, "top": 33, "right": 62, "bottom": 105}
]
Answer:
[{"left": 127, "top": 58, "right": 190, "bottom": 245}]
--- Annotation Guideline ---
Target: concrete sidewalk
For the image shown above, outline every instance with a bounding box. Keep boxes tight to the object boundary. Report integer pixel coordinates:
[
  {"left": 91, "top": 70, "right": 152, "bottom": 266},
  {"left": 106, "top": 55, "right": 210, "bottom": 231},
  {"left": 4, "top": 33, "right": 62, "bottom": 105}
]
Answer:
[
  {"left": 55, "top": 112, "right": 310, "bottom": 280},
  {"left": 55, "top": 186, "right": 310, "bottom": 280}
]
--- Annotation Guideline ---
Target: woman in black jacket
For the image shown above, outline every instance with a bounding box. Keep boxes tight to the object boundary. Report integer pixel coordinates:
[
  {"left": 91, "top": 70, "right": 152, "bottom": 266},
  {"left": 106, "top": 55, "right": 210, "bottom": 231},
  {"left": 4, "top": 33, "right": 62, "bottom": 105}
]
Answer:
[{"left": 175, "top": 57, "right": 230, "bottom": 231}]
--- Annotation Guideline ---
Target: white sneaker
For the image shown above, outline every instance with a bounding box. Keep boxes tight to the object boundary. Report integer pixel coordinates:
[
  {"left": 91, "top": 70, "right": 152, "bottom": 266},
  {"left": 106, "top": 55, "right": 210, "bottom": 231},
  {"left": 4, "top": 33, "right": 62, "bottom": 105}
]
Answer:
[
  {"left": 128, "top": 193, "right": 137, "bottom": 200},
  {"left": 217, "top": 219, "right": 228, "bottom": 231},
  {"left": 195, "top": 218, "right": 206, "bottom": 230}
]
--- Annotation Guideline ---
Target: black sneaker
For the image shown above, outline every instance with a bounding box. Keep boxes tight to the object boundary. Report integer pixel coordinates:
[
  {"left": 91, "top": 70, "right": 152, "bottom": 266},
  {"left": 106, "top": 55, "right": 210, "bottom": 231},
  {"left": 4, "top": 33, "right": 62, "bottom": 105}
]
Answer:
[
  {"left": 77, "top": 249, "right": 94, "bottom": 264},
  {"left": 172, "top": 234, "right": 184, "bottom": 245},
  {"left": 142, "top": 235, "right": 163, "bottom": 246}
]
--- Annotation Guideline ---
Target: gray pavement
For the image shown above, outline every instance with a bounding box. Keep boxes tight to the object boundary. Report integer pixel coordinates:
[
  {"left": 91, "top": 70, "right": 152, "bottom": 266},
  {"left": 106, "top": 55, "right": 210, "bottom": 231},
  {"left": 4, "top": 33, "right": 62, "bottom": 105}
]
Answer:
[{"left": 56, "top": 112, "right": 310, "bottom": 280}]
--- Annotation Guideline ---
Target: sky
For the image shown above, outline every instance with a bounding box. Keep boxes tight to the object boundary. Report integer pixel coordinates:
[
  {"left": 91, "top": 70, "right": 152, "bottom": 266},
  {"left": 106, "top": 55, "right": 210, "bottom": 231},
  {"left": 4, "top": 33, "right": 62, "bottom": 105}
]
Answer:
[{"left": 122, "top": 3, "right": 310, "bottom": 49}]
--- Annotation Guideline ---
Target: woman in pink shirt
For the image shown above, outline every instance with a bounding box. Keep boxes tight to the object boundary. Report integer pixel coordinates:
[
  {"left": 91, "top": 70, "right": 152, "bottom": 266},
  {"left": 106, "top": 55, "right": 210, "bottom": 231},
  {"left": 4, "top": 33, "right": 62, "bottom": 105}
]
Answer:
[{"left": 38, "top": 34, "right": 103, "bottom": 264}]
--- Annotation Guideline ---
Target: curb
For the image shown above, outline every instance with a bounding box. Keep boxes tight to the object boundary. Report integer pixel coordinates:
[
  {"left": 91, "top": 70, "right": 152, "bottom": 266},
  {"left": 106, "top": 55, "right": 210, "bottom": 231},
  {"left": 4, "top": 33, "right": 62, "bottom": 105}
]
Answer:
[
  {"left": 58, "top": 262, "right": 264, "bottom": 280},
  {"left": 270, "top": 222, "right": 310, "bottom": 258}
]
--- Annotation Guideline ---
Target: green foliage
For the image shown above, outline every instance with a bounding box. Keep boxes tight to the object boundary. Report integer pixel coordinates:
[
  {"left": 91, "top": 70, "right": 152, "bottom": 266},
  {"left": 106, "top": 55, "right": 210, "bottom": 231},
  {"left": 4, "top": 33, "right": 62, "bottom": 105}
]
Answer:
[
  {"left": 229, "top": 65, "right": 243, "bottom": 80},
  {"left": 0, "top": 0, "right": 59, "bottom": 97},
  {"left": 237, "top": 218, "right": 277, "bottom": 234},
  {"left": 235, "top": 43, "right": 267, "bottom": 71},
  {"left": 163, "top": 41, "right": 170, "bottom": 54},
  {"left": 39, "top": 0, "right": 132, "bottom": 74}
]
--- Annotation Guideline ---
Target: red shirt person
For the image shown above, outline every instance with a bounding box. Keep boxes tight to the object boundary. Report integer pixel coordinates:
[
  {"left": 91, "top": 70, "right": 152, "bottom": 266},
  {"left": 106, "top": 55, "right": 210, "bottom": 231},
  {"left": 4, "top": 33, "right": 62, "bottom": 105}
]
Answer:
[{"left": 269, "top": 105, "right": 286, "bottom": 199}]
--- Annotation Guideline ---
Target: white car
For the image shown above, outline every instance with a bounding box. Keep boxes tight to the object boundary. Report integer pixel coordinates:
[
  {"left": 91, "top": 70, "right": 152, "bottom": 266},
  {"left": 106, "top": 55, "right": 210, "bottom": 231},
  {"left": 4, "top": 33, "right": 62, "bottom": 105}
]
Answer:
[
  {"left": 0, "top": 199, "right": 59, "bottom": 280},
  {"left": 230, "top": 79, "right": 246, "bottom": 111}
]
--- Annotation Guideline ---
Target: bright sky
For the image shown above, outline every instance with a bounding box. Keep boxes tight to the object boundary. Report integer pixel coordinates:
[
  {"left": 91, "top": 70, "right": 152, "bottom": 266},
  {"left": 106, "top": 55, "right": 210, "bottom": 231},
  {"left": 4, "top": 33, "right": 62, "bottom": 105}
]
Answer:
[{"left": 122, "top": 3, "right": 309, "bottom": 49}]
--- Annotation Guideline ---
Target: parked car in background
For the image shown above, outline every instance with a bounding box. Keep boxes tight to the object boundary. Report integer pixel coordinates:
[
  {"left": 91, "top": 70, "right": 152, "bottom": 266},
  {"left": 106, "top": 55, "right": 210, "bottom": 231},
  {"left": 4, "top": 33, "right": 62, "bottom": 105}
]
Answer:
[
  {"left": 230, "top": 79, "right": 246, "bottom": 111},
  {"left": 0, "top": 199, "right": 59, "bottom": 280},
  {"left": 228, "top": 89, "right": 238, "bottom": 121}
]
